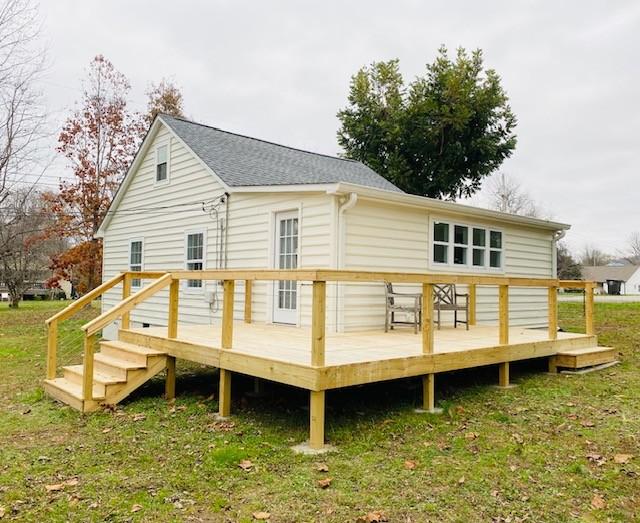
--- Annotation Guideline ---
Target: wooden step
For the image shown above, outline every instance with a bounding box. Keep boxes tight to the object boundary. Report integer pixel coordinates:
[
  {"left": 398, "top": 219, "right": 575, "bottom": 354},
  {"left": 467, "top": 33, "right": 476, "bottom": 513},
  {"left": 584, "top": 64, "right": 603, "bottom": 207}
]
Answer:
[
  {"left": 555, "top": 346, "right": 617, "bottom": 369},
  {"left": 63, "top": 364, "right": 126, "bottom": 396},
  {"left": 93, "top": 352, "right": 146, "bottom": 379},
  {"left": 100, "top": 340, "right": 166, "bottom": 365},
  {"left": 44, "top": 378, "right": 104, "bottom": 413}
]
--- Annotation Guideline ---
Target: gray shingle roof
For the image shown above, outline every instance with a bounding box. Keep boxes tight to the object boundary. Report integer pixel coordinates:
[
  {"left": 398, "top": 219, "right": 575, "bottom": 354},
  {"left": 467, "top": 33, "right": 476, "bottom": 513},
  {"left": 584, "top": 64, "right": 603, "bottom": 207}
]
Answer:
[
  {"left": 582, "top": 265, "right": 640, "bottom": 283},
  {"left": 160, "top": 115, "right": 402, "bottom": 192}
]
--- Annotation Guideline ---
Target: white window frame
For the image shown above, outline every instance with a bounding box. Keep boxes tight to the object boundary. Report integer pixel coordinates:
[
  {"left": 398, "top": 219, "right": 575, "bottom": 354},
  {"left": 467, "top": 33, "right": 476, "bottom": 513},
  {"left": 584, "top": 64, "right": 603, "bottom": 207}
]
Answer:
[
  {"left": 154, "top": 142, "right": 170, "bottom": 185},
  {"left": 429, "top": 217, "right": 504, "bottom": 273},
  {"left": 184, "top": 229, "right": 207, "bottom": 292},
  {"left": 128, "top": 238, "right": 144, "bottom": 288}
]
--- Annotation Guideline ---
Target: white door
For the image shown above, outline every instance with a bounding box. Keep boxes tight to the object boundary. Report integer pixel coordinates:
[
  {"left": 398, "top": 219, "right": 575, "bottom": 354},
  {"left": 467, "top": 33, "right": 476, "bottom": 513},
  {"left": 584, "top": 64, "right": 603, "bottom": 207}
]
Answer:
[{"left": 273, "top": 211, "right": 298, "bottom": 324}]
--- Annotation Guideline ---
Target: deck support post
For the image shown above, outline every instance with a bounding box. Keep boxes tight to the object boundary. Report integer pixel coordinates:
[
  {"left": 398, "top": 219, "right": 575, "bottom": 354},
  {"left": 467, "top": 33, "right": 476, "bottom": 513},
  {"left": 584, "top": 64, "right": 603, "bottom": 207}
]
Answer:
[
  {"left": 468, "top": 284, "right": 477, "bottom": 326},
  {"left": 499, "top": 285, "right": 509, "bottom": 345},
  {"left": 168, "top": 279, "right": 179, "bottom": 339},
  {"left": 121, "top": 273, "right": 131, "bottom": 330},
  {"left": 82, "top": 334, "right": 96, "bottom": 402},
  {"left": 165, "top": 356, "right": 176, "bottom": 399},
  {"left": 311, "top": 281, "right": 326, "bottom": 367},
  {"left": 219, "top": 280, "right": 235, "bottom": 418},
  {"left": 585, "top": 283, "right": 595, "bottom": 336},
  {"left": 422, "top": 283, "right": 434, "bottom": 354},
  {"left": 498, "top": 362, "right": 511, "bottom": 388},
  {"left": 218, "top": 369, "right": 232, "bottom": 418},
  {"left": 46, "top": 320, "right": 58, "bottom": 380},
  {"left": 309, "top": 390, "right": 325, "bottom": 450},
  {"left": 244, "top": 279, "right": 252, "bottom": 323},
  {"left": 548, "top": 356, "right": 558, "bottom": 374},
  {"left": 548, "top": 286, "right": 558, "bottom": 340}
]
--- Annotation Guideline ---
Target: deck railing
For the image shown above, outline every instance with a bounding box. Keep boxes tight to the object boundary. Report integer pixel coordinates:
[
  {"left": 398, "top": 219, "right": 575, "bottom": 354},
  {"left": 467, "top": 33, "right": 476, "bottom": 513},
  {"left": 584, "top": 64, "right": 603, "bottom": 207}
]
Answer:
[{"left": 45, "top": 269, "right": 595, "bottom": 406}]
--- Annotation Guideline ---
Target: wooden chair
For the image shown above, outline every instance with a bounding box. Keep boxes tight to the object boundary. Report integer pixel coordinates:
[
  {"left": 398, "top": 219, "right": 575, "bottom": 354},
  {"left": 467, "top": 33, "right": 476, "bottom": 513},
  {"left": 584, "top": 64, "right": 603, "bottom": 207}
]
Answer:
[
  {"left": 433, "top": 284, "right": 469, "bottom": 330},
  {"left": 384, "top": 282, "right": 422, "bottom": 334}
]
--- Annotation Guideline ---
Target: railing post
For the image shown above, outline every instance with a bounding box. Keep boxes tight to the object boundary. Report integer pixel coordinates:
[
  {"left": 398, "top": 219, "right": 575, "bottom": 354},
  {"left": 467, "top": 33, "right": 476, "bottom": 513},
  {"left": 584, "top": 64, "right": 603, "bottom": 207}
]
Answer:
[
  {"left": 548, "top": 286, "right": 558, "bottom": 340},
  {"left": 46, "top": 320, "right": 58, "bottom": 380},
  {"left": 585, "top": 283, "right": 595, "bottom": 335},
  {"left": 121, "top": 273, "right": 131, "bottom": 330},
  {"left": 82, "top": 334, "right": 96, "bottom": 403},
  {"left": 311, "top": 280, "right": 326, "bottom": 367},
  {"left": 221, "top": 280, "right": 235, "bottom": 349},
  {"left": 244, "top": 279, "right": 252, "bottom": 324},
  {"left": 219, "top": 279, "right": 235, "bottom": 418},
  {"left": 422, "top": 283, "right": 434, "bottom": 354},
  {"left": 499, "top": 284, "right": 509, "bottom": 345},
  {"left": 468, "top": 283, "right": 477, "bottom": 326},
  {"left": 168, "top": 278, "right": 179, "bottom": 339}
]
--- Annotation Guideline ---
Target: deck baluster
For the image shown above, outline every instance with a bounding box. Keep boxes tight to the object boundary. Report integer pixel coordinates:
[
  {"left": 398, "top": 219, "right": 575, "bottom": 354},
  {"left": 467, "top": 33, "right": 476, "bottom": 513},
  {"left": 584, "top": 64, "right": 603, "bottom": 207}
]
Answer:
[
  {"left": 548, "top": 286, "right": 558, "bottom": 340},
  {"left": 468, "top": 283, "right": 477, "bottom": 326},
  {"left": 244, "top": 279, "right": 252, "bottom": 323},
  {"left": 585, "top": 283, "right": 595, "bottom": 335},
  {"left": 121, "top": 273, "right": 131, "bottom": 329},
  {"left": 82, "top": 334, "right": 96, "bottom": 403},
  {"left": 46, "top": 320, "right": 58, "bottom": 380},
  {"left": 422, "top": 283, "right": 434, "bottom": 354}
]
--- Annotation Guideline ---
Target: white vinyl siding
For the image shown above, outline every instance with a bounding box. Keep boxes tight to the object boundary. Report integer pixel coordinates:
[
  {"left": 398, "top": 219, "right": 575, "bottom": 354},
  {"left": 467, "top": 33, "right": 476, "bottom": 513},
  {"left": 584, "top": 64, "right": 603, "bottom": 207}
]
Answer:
[
  {"left": 101, "top": 121, "right": 333, "bottom": 332},
  {"left": 342, "top": 199, "right": 555, "bottom": 330}
]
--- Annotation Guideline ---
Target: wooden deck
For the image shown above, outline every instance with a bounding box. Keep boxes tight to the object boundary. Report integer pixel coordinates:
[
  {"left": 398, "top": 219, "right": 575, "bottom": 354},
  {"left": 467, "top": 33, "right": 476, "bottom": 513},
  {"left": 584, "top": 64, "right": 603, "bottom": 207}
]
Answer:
[
  {"left": 120, "top": 322, "right": 599, "bottom": 391},
  {"left": 44, "top": 268, "right": 612, "bottom": 451}
]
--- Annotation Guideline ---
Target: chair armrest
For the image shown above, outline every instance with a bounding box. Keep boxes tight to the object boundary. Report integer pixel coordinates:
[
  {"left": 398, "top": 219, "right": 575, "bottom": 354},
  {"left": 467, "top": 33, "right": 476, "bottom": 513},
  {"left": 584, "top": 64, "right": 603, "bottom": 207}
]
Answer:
[{"left": 391, "top": 292, "right": 422, "bottom": 298}]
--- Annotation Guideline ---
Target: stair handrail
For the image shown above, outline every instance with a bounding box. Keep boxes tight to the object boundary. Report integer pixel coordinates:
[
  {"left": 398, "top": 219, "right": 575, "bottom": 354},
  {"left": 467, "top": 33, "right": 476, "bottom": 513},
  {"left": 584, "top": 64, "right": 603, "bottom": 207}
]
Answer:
[
  {"left": 82, "top": 273, "right": 173, "bottom": 337},
  {"left": 46, "top": 273, "right": 125, "bottom": 326},
  {"left": 77, "top": 272, "right": 174, "bottom": 403}
]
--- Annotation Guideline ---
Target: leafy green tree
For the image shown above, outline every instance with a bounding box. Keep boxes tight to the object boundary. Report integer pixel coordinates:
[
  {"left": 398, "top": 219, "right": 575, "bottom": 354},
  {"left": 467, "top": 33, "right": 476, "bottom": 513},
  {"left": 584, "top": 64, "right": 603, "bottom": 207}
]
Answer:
[
  {"left": 337, "top": 47, "right": 517, "bottom": 199},
  {"left": 557, "top": 242, "right": 582, "bottom": 280}
]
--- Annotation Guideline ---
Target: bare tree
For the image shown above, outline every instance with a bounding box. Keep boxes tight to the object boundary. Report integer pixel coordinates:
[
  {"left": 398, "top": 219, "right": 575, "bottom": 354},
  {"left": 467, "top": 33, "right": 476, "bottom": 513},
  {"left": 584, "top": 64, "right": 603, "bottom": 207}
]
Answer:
[
  {"left": 624, "top": 232, "right": 640, "bottom": 264},
  {"left": 580, "top": 245, "right": 611, "bottom": 267},
  {"left": 486, "top": 172, "right": 541, "bottom": 217},
  {"left": 0, "top": 188, "right": 64, "bottom": 307},
  {"left": 0, "top": 0, "right": 47, "bottom": 205}
]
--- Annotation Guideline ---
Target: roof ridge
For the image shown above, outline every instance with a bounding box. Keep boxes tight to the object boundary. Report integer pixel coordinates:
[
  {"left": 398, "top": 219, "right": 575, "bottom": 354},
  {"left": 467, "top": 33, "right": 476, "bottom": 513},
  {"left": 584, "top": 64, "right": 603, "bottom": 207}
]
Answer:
[{"left": 159, "top": 113, "right": 361, "bottom": 165}]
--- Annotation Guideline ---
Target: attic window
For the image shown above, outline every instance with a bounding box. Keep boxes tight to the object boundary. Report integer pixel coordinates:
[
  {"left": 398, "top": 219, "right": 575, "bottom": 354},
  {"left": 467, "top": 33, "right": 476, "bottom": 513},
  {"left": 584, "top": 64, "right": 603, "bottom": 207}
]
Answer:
[{"left": 156, "top": 145, "right": 168, "bottom": 182}]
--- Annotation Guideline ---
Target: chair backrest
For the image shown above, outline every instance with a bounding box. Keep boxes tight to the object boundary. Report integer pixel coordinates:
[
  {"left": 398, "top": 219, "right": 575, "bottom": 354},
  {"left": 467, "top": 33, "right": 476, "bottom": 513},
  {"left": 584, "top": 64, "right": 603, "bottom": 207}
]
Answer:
[
  {"left": 384, "top": 282, "right": 394, "bottom": 305},
  {"left": 434, "top": 284, "right": 456, "bottom": 305}
]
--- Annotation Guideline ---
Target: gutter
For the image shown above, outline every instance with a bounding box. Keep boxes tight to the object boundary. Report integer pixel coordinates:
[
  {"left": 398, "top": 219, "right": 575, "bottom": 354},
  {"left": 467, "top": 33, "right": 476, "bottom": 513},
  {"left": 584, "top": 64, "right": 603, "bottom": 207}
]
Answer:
[{"left": 332, "top": 192, "right": 358, "bottom": 332}]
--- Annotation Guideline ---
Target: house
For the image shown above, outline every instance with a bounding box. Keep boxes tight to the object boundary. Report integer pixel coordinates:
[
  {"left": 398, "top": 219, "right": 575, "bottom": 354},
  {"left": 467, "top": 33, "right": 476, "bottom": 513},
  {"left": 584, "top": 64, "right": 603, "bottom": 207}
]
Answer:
[
  {"left": 45, "top": 114, "right": 615, "bottom": 450},
  {"left": 582, "top": 265, "right": 640, "bottom": 295},
  {"left": 96, "top": 114, "right": 571, "bottom": 335}
]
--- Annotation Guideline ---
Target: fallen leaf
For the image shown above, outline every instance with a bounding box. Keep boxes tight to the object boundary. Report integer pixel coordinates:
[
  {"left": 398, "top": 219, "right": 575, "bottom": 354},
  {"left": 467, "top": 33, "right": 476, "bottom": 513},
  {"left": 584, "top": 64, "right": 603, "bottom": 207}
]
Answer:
[
  {"left": 0, "top": 506, "right": 5, "bottom": 519},
  {"left": 458, "top": 476, "right": 466, "bottom": 485},
  {"left": 64, "top": 478, "right": 79, "bottom": 487},
  {"left": 102, "top": 427, "right": 112, "bottom": 434},
  {"left": 315, "top": 462, "right": 329, "bottom": 472},
  {"left": 317, "top": 477, "right": 332, "bottom": 489},
  {"left": 512, "top": 433, "right": 524, "bottom": 444},
  {"left": 239, "top": 459, "right": 254, "bottom": 471},
  {"left": 404, "top": 460, "right": 417, "bottom": 470},
  {"left": 45, "top": 483, "right": 65, "bottom": 492},
  {"left": 252, "top": 511, "right": 270, "bottom": 520},
  {"left": 614, "top": 454, "right": 633, "bottom": 464},
  {"left": 132, "top": 413, "right": 146, "bottom": 422},
  {"left": 465, "top": 432, "right": 479, "bottom": 440},
  {"left": 356, "top": 511, "right": 388, "bottom": 523},
  {"left": 509, "top": 465, "right": 517, "bottom": 472},
  {"left": 586, "top": 453, "right": 606, "bottom": 466},
  {"left": 581, "top": 420, "right": 595, "bottom": 428},
  {"left": 591, "top": 493, "right": 606, "bottom": 509},
  {"left": 131, "top": 504, "right": 143, "bottom": 513}
]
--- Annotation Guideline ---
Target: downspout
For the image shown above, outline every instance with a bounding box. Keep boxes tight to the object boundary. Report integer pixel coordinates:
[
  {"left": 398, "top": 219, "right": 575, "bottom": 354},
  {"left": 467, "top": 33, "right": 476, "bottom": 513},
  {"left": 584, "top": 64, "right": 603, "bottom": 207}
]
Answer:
[
  {"left": 335, "top": 192, "right": 358, "bottom": 331},
  {"left": 552, "top": 229, "right": 567, "bottom": 278}
]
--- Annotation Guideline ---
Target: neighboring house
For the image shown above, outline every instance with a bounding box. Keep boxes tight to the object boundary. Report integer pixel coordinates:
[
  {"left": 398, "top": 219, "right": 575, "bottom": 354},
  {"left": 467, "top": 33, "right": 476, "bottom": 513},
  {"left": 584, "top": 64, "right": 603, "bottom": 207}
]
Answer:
[
  {"left": 582, "top": 265, "right": 640, "bottom": 295},
  {"left": 96, "top": 114, "right": 571, "bottom": 335},
  {"left": 0, "top": 278, "right": 71, "bottom": 301}
]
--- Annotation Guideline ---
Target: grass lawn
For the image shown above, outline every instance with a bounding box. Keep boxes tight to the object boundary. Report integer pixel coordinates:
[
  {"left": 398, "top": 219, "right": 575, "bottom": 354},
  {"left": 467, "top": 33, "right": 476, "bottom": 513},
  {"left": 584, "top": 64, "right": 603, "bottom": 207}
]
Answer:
[{"left": 0, "top": 300, "right": 638, "bottom": 522}]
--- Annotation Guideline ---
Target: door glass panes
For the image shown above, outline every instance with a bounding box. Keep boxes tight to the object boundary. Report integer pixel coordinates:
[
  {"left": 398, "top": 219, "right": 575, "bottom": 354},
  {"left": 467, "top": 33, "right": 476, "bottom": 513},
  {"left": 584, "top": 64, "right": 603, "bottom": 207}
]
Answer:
[{"left": 277, "top": 217, "right": 298, "bottom": 311}]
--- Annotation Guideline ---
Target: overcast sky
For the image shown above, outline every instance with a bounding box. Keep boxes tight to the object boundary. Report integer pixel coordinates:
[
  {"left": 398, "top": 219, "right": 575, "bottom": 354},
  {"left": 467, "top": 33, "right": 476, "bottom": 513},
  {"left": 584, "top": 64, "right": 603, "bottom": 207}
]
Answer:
[{"left": 36, "top": 1, "right": 639, "bottom": 255}]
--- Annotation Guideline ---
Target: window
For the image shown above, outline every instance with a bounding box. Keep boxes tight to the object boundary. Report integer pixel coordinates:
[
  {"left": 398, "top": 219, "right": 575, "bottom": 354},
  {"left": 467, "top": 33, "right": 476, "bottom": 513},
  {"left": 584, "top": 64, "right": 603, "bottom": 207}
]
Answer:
[
  {"left": 129, "top": 240, "right": 143, "bottom": 288},
  {"left": 453, "top": 225, "right": 468, "bottom": 265},
  {"left": 490, "top": 230, "right": 503, "bottom": 268},
  {"left": 431, "top": 220, "right": 503, "bottom": 270},
  {"left": 433, "top": 222, "right": 449, "bottom": 264},
  {"left": 156, "top": 144, "right": 168, "bottom": 182},
  {"left": 185, "top": 231, "right": 205, "bottom": 288}
]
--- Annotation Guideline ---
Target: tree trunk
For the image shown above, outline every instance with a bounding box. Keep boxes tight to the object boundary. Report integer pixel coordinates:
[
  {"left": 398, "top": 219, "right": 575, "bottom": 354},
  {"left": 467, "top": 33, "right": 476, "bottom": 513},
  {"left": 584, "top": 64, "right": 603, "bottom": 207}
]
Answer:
[{"left": 9, "top": 292, "right": 20, "bottom": 308}]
